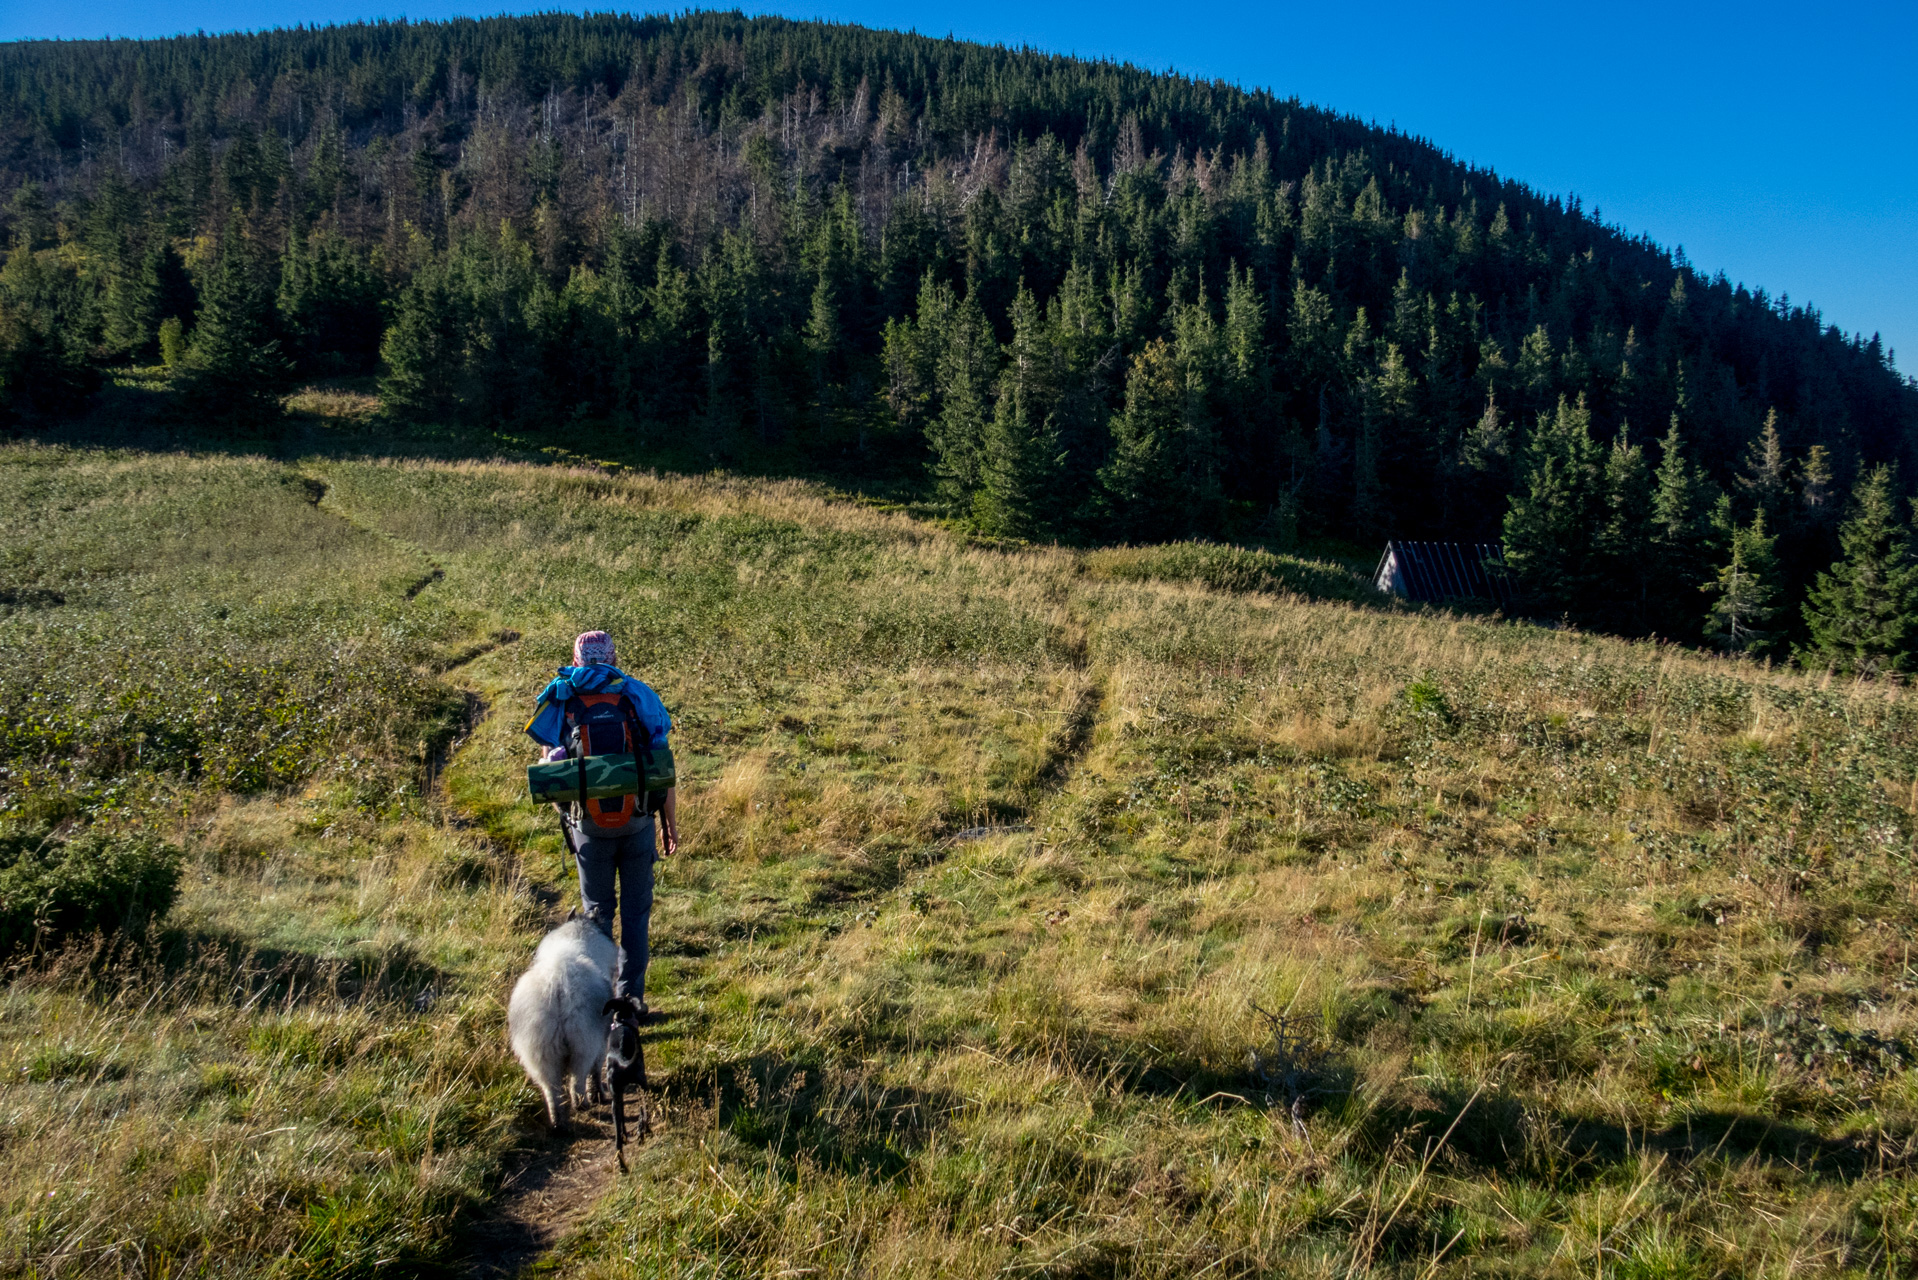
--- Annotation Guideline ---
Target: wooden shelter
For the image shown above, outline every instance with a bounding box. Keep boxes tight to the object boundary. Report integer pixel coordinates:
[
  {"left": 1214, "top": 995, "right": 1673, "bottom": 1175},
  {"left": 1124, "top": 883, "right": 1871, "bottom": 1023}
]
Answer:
[{"left": 1373, "top": 541, "right": 1513, "bottom": 607}]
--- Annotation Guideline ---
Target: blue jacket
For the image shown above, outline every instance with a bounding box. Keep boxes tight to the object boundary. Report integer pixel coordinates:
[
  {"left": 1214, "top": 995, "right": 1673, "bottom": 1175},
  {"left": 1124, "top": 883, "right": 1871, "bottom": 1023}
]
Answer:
[{"left": 524, "top": 664, "right": 672, "bottom": 751}]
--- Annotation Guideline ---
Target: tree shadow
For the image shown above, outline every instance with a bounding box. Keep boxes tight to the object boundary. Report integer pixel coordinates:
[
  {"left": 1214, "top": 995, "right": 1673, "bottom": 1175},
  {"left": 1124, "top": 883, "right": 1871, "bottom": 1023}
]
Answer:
[
  {"left": 659, "top": 1051, "right": 957, "bottom": 1185},
  {"left": 31, "top": 925, "right": 459, "bottom": 1013},
  {"left": 27, "top": 377, "right": 936, "bottom": 502},
  {"left": 1368, "top": 1080, "right": 1913, "bottom": 1189}
]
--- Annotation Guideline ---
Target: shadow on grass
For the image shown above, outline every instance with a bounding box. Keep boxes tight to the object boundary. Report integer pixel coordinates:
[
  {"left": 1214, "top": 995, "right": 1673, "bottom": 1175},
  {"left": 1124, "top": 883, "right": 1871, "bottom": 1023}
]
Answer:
[
  {"left": 23, "top": 379, "right": 1500, "bottom": 620},
  {"left": 980, "top": 1024, "right": 1908, "bottom": 1191},
  {"left": 24, "top": 373, "right": 938, "bottom": 507},
  {"left": 659, "top": 1051, "right": 957, "bottom": 1185},
  {"left": 1370, "top": 1081, "right": 1913, "bottom": 1188},
  {"left": 20, "top": 925, "right": 459, "bottom": 1012}
]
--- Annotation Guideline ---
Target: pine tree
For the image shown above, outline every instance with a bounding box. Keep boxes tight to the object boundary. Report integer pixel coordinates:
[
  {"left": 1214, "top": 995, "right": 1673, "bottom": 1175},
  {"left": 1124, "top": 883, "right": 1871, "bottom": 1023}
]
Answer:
[
  {"left": 1502, "top": 395, "right": 1603, "bottom": 619},
  {"left": 1702, "top": 498, "right": 1778, "bottom": 653},
  {"left": 1799, "top": 465, "right": 1918, "bottom": 674}
]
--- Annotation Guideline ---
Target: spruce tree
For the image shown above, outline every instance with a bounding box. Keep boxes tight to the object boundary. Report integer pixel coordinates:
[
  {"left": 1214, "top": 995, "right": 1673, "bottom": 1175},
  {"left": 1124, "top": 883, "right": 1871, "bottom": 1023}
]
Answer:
[
  {"left": 157, "top": 317, "right": 187, "bottom": 369},
  {"left": 143, "top": 241, "right": 197, "bottom": 344},
  {"left": 101, "top": 253, "right": 159, "bottom": 361},
  {"left": 279, "top": 228, "right": 386, "bottom": 374},
  {"left": 1736, "top": 409, "right": 1788, "bottom": 515},
  {"left": 1647, "top": 418, "right": 1713, "bottom": 641},
  {"left": 804, "top": 268, "right": 840, "bottom": 433},
  {"left": 1799, "top": 465, "right": 1918, "bottom": 674},
  {"left": 1799, "top": 445, "right": 1838, "bottom": 523},
  {"left": 974, "top": 286, "right": 1063, "bottom": 538},
  {"left": 0, "top": 297, "right": 98, "bottom": 421},
  {"left": 1502, "top": 395, "right": 1603, "bottom": 620},
  {"left": 183, "top": 240, "right": 290, "bottom": 418},
  {"left": 1598, "top": 424, "right": 1654, "bottom": 629},
  {"left": 1774, "top": 442, "right": 1844, "bottom": 649},
  {"left": 1100, "top": 338, "right": 1183, "bottom": 540},
  {"left": 926, "top": 288, "right": 997, "bottom": 507},
  {"left": 882, "top": 271, "right": 949, "bottom": 434},
  {"left": 1358, "top": 341, "right": 1415, "bottom": 538},
  {"left": 1219, "top": 265, "right": 1270, "bottom": 497},
  {"left": 88, "top": 172, "right": 151, "bottom": 359},
  {"left": 379, "top": 264, "right": 465, "bottom": 420},
  {"left": 1453, "top": 391, "right": 1513, "bottom": 539},
  {"left": 1702, "top": 497, "right": 1778, "bottom": 653},
  {"left": 1100, "top": 307, "right": 1223, "bottom": 543}
]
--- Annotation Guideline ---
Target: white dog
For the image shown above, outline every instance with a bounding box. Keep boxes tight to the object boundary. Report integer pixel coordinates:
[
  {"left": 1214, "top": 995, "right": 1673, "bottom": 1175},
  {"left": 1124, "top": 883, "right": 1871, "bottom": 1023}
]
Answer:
[{"left": 507, "top": 916, "right": 620, "bottom": 1127}]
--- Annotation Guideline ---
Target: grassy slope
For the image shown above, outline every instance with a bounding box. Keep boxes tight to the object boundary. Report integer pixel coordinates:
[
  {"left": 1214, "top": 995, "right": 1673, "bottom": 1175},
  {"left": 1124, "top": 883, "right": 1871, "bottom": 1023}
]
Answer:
[{"left": 2, "top": 438, "right": 1915, "bottom": 1279}]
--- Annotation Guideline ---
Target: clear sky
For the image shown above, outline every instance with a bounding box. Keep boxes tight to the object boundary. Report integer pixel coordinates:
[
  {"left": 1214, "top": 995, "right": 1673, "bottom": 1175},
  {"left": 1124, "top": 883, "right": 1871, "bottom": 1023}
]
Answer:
[{"left": 4, "top": 1, "right": 1913, "bottom": 373}]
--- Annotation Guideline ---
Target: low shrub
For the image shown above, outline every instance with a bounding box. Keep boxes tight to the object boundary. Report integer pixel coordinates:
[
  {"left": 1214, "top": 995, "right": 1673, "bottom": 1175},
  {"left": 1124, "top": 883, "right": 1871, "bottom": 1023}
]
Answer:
[
  {"left": 1082, "top": 541, "right": 1382, "bottom": 605},
  {"left": 0, "top": 825, "right": 183, "bottom": 954}
]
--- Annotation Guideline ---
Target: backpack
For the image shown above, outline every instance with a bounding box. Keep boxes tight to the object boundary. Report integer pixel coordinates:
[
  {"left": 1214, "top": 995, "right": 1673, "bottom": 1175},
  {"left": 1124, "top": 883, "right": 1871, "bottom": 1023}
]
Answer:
[
  {"left": 564, "top": 690, "right": 650, "bottom": 827},
  {"left": 525, "top": 682, "right": 677, "bottom": 814}
]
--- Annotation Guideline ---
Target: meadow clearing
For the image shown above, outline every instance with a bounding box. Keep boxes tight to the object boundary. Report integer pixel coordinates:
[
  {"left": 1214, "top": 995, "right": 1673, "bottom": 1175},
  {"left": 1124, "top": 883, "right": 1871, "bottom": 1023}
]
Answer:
[{"left": 1, "top": 427, "right": 1913, "bottom": 1278}]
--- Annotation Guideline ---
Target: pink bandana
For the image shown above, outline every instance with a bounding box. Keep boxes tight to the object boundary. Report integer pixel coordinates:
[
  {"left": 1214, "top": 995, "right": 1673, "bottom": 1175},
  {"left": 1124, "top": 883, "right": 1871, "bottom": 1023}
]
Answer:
[{"left": 573, "top": 630, "right": 616, "bottom": 666}]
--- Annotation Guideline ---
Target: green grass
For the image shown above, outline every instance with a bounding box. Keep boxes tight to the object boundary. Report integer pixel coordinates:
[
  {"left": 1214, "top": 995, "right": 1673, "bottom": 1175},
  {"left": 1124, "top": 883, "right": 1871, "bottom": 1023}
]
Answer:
[{"left": 1, "top": 431, "right": 1914, "bottom": 1278}]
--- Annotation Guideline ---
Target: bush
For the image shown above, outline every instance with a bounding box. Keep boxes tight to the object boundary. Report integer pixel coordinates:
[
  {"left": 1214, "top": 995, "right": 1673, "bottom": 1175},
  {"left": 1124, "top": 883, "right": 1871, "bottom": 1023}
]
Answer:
[
  {"left": 0, "top": 825, "right": 183, "bottom": 954},
  {"left": 1082, "top": 541, "right": 1382, "bottom": 605}
]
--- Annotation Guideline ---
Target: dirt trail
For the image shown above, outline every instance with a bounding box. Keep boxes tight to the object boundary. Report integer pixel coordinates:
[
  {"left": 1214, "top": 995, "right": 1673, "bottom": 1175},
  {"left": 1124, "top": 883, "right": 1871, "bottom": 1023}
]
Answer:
[
  {"left": 318, "top": 477, "right": 636, "bottom": 1278},
  {"left": 459, "top": 1115, "right": 622, "bottom": 1278},
  {"left": 431, "top": 628, "right": 635, "bottom": 1277}
]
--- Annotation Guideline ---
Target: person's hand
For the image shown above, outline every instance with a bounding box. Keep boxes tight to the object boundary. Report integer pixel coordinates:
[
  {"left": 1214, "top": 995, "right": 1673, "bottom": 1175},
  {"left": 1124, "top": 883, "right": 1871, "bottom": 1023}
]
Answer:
[{"left": 659, "top": 786, "right": 679, "bottom": 856}]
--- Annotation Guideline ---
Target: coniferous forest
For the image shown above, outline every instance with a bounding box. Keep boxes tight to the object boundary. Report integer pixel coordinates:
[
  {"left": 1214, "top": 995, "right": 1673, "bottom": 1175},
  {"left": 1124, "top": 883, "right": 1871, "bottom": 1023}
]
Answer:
[{"left": 3, "top": 11, "right": 1916, "bottom": 663}]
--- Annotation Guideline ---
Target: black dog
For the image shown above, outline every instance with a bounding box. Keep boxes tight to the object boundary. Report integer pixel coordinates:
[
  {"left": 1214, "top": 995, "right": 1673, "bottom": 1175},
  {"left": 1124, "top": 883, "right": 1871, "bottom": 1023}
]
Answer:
[{"left": 602, "top": 995, "right": 649, "bottom": 1170}]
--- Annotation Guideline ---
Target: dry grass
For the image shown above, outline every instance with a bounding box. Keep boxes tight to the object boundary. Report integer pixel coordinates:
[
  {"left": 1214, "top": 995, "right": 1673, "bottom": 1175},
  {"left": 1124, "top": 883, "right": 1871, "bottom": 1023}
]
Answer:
[{"left": 2, "top": 442, "right": 1914, "bottom": 1277}]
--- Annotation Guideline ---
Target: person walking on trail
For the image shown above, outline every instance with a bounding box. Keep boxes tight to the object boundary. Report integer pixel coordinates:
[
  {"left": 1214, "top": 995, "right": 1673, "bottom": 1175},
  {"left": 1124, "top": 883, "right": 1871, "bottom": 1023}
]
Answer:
[{"left": 525, "top": 630, "right": 678, "bottom": 1013}]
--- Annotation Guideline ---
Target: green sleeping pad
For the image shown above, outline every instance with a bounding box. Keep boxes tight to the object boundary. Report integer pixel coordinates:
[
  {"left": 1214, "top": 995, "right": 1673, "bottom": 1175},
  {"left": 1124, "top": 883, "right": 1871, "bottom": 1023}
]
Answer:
[{"left": 527, "top": 748, "right": 675, "bottom": 804}]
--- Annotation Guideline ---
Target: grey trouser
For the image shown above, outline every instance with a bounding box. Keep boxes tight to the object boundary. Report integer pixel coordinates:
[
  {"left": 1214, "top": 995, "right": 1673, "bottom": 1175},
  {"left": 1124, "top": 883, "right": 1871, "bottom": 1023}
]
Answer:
[{"left": 571, "top": 816, "right": 657, "bottom": 1000}]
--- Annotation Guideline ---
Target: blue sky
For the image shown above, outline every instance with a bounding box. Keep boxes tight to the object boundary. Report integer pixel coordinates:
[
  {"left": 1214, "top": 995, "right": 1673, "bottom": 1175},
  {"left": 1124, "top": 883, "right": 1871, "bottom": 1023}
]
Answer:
[{"left": 4, "top": 1, "right": 1913, "bottom": 372}]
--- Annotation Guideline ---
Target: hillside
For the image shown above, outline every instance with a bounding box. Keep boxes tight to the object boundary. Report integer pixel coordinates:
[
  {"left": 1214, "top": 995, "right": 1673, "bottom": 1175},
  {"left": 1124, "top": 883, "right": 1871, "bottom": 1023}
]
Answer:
[
  {"left": 2, "top": 11, "right": 1917, "bottom": 653},
  {"left": 2, "top": 421, "right": 1914, "bottom": 1277}
]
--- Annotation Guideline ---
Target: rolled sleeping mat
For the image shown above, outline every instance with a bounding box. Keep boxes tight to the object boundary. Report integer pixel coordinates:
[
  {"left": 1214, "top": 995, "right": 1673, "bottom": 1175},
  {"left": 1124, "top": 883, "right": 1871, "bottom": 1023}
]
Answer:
[{"left": 527, "top": 748, "right": 675, "bottom": 804}]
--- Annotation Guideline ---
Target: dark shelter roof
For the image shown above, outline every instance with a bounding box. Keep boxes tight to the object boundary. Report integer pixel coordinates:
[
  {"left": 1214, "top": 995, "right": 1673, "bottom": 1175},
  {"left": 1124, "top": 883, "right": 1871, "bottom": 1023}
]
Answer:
[{"left": 1374, "top": 542, "right": 1514, "bottom": 607}]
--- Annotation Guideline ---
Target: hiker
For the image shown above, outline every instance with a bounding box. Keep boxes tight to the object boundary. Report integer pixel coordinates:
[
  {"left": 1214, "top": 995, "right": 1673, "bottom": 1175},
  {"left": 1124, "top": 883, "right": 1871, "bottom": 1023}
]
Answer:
[{"left": 525, "top": 630, "right": 678, "bottom": 1013}]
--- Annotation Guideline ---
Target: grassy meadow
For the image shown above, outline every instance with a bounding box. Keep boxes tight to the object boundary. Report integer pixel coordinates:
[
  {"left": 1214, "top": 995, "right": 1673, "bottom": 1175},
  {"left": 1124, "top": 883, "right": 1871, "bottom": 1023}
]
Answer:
[{"left": 1, "top": 431, "right": 1914, "bottom": 1278}]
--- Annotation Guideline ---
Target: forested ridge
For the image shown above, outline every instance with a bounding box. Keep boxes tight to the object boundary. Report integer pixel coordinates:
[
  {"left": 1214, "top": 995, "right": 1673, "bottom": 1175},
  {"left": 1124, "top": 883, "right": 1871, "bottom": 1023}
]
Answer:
[{"left": 3, "top": 10, "right": 1916, "bottom": 661}]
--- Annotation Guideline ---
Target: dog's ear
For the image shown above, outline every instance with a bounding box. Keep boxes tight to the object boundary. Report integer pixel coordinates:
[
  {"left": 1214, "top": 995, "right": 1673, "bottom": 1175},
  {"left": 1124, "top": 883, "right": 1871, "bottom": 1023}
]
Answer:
[{"left": 567, "top": 907, "right": 580, "bottom": 922}]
